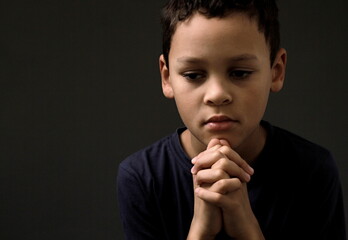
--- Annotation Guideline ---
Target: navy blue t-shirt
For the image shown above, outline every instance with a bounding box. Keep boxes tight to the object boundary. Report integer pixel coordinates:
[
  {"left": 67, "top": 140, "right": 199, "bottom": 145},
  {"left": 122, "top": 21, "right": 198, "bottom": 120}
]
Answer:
[{"left": 117, "top": 121, "right": 346, "bottom": 239}]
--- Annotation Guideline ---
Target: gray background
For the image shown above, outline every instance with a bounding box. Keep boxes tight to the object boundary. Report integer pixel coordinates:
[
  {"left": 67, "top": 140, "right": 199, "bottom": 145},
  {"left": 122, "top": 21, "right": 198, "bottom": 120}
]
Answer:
[{"left": 1, "top": 0, "right": 347, "bottom": 239}]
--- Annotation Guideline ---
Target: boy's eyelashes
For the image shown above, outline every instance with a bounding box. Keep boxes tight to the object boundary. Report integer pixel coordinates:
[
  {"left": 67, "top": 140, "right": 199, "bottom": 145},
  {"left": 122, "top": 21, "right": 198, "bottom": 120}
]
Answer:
[
  {"left": 229, "top": 70, "right": 253, "bottom": 80},
  {"left": 181, "top": 71, "right": 205, "bottom": 81},
  {"left": 180, "top": 70, "right": 253, "bottom": 82}
]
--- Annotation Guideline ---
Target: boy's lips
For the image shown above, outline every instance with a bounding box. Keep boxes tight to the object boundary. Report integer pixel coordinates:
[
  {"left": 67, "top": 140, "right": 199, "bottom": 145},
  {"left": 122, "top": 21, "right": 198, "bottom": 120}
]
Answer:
[{"left": 204, "top": 115, "right": 238, "bottom": 131}]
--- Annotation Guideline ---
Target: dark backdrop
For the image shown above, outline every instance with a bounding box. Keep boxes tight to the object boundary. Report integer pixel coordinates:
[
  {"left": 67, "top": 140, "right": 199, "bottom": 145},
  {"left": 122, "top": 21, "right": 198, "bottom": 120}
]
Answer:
[{"left": 1, "top": 1, "right": 347, "bottom": 239}]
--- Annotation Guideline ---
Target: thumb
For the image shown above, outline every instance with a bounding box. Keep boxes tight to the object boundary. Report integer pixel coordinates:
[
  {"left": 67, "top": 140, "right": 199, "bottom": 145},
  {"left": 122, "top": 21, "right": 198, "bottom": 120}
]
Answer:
[
  {"left": 207, "top": 138, "right": 221, "bottom": 149},
  {"left": 219, "top": 139, "right": 231, "bottom": 148}
]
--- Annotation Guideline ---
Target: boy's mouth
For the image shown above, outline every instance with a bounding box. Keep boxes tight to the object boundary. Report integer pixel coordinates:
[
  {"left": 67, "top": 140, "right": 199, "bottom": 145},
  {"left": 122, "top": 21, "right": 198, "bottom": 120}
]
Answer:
[
  {"left": 205, "top": 115, "right": 233, "bottom": 123},
  {"left": 204, "top": 115, "right": 237, "bottom": 131}
]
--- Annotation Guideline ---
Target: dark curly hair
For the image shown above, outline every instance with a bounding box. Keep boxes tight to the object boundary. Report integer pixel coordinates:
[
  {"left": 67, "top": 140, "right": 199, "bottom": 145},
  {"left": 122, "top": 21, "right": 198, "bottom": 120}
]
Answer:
[{"left": 161, "top": 0, "right": 280, "bottom": 67}]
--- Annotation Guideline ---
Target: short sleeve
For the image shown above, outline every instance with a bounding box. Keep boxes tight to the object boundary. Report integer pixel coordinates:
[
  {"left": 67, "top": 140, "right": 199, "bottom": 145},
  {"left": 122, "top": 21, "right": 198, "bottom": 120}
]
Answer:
[
  {"left": 117, "top": 162, "right": 167, "bottom": 240},
  {"left": 306, "top": 152, "right": 346, "bottom": 239}
]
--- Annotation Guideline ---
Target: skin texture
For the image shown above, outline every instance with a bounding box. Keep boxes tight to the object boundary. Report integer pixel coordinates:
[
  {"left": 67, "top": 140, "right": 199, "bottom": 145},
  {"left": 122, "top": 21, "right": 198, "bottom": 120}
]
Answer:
[
  {"left": 159, "top": 12, "right": 286, "bottom": 240},
  {"left": 190, "top": 139, "right": 262, "bottom": 239}
]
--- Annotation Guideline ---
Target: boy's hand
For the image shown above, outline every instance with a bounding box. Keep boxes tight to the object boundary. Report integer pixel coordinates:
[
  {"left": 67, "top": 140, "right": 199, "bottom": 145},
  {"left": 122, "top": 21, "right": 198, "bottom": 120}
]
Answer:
[
  {"left": 191, "top": 139, "right": 254, "bottom": 185},
  {"left": 192, "top": 139, "right": 264, "bottom": 239},
  {"left": 187, "top": 139, "right": 222, "bottom": 240},
  {"left": 196, "top": 178, "right": 264, "bottom": 239}
]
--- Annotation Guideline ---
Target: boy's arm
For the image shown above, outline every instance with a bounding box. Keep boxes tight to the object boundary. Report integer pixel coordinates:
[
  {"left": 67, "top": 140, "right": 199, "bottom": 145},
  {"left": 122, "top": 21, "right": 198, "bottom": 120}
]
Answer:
[
  {"left": 298, "top": 151, "right": 346, "bottom": 239},
  {"left": 187, "top": 139, "right": 222, "bottom": 240},
  {"left": 117, "top": 164, "right": 164, "bottom": 240},
  {"left": 189, "top": 139, "right": 262, "bottom": 240},
  {"left": 192, "top": 140, "right": 265, "bottom": 240},
  {"left": 186, "top": 181, "right": 221, "bottom": 240},
  {"left": 195, "top": 181, "right": 264, "bottom": 240}
]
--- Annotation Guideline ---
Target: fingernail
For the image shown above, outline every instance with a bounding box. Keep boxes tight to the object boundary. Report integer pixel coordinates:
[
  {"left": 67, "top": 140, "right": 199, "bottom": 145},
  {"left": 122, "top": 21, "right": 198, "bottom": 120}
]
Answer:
[
  {"left": 244, "top": 173, "right": 251, "bottom": 182},
  {"left": 191, "top": 166, "right": 196, "bottom": 174},
  {"left": 247, "top": 166, "right": 254, "bottom": 175},
  {"left": 195, "top": 187, "right": 201, "bottom": 194},
  {"left": 191, "top": 157, "right": 196, "bottom": 164}
]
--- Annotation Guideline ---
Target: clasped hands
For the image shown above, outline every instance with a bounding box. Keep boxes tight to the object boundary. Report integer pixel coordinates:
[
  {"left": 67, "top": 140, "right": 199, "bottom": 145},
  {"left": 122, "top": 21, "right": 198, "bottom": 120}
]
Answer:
[{"left": 187, "top": 139, "right": 264, "bottom": 240}]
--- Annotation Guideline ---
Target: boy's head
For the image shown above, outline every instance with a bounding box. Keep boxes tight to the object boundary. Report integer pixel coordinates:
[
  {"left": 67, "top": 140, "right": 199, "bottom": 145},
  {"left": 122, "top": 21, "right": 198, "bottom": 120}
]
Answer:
[
  {"left": 158, "top": 0, "right": 286, "bottom": 160},
  {"left": 161, "top": 0, "right": 280, "bottom": 68}
]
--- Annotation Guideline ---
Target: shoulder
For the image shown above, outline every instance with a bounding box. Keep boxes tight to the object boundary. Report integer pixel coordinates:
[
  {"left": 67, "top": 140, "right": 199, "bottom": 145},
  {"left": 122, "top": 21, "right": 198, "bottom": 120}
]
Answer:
[
  {"left": 118, "top": 128, "right": 189, "bottom": 182},
  {"left": 120, "top": 133, "right": 173, "bottom": 169},
  {"left": 117, "top": 132, "right": 175, "bottom": 198},
  {"left": 256, "top": 122, "right": 346, "bottom": 240},
  {"left": 119, "top": 132, "right": 172, "bottom": 177},
  {"left": 264, "top": 122, "right": 340, "bottom": 184},
  {"left": 269, "top": 123, "right": 333, "bottom": 165},
  {"left": 258, "top": 121, "right": 339, "bottom": 183}
]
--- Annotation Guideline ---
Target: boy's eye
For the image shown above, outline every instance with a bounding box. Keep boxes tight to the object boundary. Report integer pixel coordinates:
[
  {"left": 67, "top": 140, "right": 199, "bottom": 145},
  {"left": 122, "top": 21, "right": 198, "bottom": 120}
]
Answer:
[
  {"left": 230, "top": 70, "right": 253, "bottom": 79},
  {"left": 182, "top": 72, "right": 205, "bottom": 81}
]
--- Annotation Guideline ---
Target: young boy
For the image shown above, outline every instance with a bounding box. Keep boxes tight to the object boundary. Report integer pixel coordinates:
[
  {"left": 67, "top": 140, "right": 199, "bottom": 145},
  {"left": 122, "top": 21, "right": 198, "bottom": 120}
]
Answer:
[{"left": 118, "top": 0, "right": 346, "bottom": 239}]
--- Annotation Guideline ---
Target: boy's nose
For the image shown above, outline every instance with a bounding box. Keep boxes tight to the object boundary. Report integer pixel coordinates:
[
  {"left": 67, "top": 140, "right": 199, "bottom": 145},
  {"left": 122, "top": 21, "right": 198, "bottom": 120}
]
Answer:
[{"left": 203, "top": 80, "right": 232, "bottom": 106}]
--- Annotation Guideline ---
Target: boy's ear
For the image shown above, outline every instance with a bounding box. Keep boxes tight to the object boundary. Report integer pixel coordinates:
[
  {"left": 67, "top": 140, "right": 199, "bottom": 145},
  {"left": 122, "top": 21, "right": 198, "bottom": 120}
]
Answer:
[
  {"left": 159, "top": 54, "right": 174, "bottom": 99},
  {"left": 270, "top": 48, "right": 287, "bottom": 92}
]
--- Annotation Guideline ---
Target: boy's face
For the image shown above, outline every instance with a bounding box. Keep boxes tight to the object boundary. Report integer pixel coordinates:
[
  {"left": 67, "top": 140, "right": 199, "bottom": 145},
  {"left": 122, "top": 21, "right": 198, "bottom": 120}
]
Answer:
[{"left": 160, "top": 12, "right": 286, "bottom": 159}]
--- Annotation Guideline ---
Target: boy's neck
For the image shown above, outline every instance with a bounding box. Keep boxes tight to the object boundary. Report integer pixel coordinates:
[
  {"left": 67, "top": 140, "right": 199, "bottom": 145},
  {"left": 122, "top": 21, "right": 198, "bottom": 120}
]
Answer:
[
  {"left": 235, "top": 124, "right": 267, "bottom": 164},
  {"left": 180, "top": 129, "right": 205, "bottom": 160}
]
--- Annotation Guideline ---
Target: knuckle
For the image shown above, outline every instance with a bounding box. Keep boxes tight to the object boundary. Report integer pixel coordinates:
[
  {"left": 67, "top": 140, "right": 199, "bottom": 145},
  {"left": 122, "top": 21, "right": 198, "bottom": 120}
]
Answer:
[
  {"left": 212, "top": 193, "right": 224, "bottom": 203},
  {"left": 212, "top": 150, "right": 223, "bottom": 159},
  {"left": 214, "top": 169, "right": 227, "bottom": 179},
  {"left": 231, "top": 178, "right": 242, "bottom": 188},
  {"left": 216, "top": 179, "right": 229, "bottom": 191},
  {"left": 215, "top": 179, "right": 225, "bottom": 188},
  {"left": 200, "top": 183, "right": 211, "bottom": 189},
  {"left": 214, "top": 157, "right": 230, "bottom": 170},
  {"left": 220, "top": 157, "right": 230, "bottom": 167},
  {"left": 194, "top": 160, "right": 205, "bottom": 170},
  {"left": 219, "top": 178, "right": 229, "bottom": 186},
  {"left": 219, "top": 145, "right": 229, "bottom": 154},
  {"left": 195, "top": 172, "right": 203, "bottom": 184},
  {"left": 240, "top": 161, "right": 249, "bottom": 170},
  {"left": 238, "top": 167, "right": 246, "bottom": 178}
]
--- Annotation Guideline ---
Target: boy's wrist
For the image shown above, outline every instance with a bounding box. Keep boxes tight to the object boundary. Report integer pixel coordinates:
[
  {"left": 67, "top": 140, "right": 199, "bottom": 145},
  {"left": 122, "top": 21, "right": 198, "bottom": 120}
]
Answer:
[
  {"left": 187, "top": 217, "right": 217, "bottom": 240},
  {"left": 226, "top": 216, "right": 265, "bottom": 240},
  {"left": 187, "top": 231, "right": 215, "bottom": 240}
]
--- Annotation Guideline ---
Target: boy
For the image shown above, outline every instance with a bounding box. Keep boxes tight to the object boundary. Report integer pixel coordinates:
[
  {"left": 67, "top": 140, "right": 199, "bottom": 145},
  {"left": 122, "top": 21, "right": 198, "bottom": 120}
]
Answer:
[{"left": 118, "top": 0, "right": 346, "bottom": 239}]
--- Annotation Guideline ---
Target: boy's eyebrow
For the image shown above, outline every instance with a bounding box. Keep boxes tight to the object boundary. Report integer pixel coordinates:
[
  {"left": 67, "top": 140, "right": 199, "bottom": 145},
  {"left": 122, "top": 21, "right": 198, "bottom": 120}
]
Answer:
[
  {"left": 227, "top": 54, "right": 259, "bottom": 62},
  {"left": 176, "top": 54, "right": 259, "bottom": 64}
]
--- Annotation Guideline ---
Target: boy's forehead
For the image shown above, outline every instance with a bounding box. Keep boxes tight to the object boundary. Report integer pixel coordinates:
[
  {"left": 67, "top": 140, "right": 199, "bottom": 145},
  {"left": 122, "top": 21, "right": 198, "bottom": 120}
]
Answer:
[
  {"left": 176, "top": 54, "right": 259, "bottom": 64},
  {"left": 169, "top": 12, "right": 269, "bottom": 64}
]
